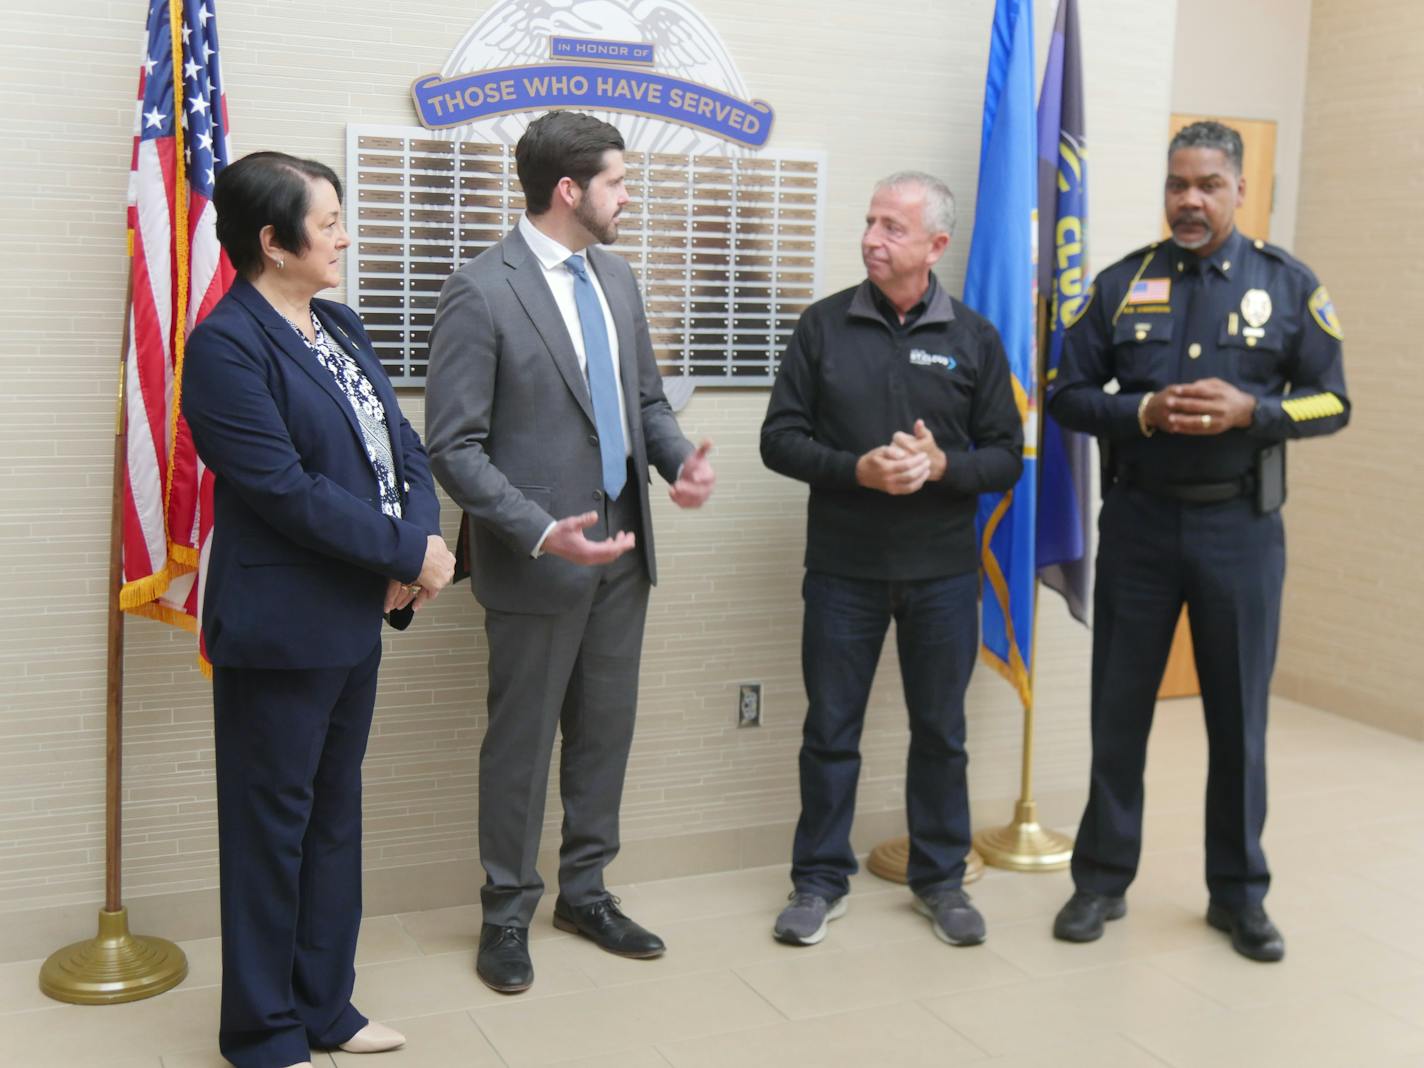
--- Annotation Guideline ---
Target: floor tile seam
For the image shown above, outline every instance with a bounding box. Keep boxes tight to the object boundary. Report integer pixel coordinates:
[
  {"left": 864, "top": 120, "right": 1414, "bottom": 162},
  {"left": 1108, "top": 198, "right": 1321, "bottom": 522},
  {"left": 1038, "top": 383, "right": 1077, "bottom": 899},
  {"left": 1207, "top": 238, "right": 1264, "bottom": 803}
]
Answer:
[
  {"left": 1136, "top": 954, "right": 1253, "bottom": 1013},
  {"left": 726, "top": 961, "right": 797, "bottom": 1022},
  {"left": 1331, "top": 917, "right": 1424, "bottom": 967},
  {"left": 1354, "top": 866, "right": 1424, "bottom": 903},
  {"left": 1343, "top": 986, "right": 1424, "bottom": 1037},
  {"left": 375, "top": 917, "right": 427, "bottom": 960},
  {"left": 464, "top": 1006, "right": 513, "bottom": 1068},
  {"left": 0, "top": 999, "right": 69, "bottom": 1019},
  {"left": 575, "top": 950, "right": 794, "bottom": 991},
  {"left": 1115, "top": 1028, "right": 1180, "bottom": 1067},
  {"left": 740, "top": 947, "right": 1031, "bottom": 1019},
  {"left": 905, "top": 996, "right": 997, "bottom": 1061}
]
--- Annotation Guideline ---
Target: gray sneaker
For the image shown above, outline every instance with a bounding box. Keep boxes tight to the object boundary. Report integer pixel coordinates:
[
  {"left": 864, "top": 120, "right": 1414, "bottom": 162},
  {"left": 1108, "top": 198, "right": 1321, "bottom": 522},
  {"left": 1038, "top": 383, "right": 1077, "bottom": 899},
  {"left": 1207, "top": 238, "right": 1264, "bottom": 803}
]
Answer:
[
  {"left": 773, "top": 890, "right": 848, "bottom": 945},
  {"left": 914, "top": 887, "right": 986, "bottom": 946}
]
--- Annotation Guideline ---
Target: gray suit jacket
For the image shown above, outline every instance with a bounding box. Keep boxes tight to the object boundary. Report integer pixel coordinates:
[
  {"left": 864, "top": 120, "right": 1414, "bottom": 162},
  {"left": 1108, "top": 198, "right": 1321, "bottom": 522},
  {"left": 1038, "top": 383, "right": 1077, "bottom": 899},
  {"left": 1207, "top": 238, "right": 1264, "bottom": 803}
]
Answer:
[{"left": 425, "top": 226, "right": 693, "bottom": 614}]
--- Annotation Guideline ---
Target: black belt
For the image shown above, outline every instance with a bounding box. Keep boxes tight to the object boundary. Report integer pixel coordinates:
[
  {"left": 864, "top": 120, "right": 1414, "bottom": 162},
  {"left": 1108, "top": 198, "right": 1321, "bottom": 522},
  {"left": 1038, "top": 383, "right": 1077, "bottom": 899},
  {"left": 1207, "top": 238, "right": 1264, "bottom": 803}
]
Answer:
[{"left": 1120, "top": 469, "right": 1255, "bottom": 504}]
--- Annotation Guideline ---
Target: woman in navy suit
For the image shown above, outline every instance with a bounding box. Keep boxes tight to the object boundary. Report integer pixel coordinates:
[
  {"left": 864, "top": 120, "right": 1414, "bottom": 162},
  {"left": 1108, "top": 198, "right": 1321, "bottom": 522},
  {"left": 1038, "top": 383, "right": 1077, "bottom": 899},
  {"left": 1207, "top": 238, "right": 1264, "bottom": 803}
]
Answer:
[{"left": 183, "top": 152, "right": 455, "bottom": 1068}]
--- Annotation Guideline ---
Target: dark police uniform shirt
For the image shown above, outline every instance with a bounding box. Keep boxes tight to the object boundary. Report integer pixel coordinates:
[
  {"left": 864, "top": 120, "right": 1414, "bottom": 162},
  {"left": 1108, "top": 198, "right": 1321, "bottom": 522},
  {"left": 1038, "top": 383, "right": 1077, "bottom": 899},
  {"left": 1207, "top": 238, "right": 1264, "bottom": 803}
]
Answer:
[
  {"left": 1047, "top": 228, "right": 1349, "bottom": 486},
  {"left": 761, "top": 274, "right": 1023, "bottom": 581}
]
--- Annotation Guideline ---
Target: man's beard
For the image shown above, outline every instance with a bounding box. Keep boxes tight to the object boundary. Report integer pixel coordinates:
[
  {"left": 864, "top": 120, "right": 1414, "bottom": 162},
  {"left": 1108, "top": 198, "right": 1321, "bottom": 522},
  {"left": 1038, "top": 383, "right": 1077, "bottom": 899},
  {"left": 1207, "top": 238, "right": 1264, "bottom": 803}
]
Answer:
[
  {"left": 576, "top": 197, "right": 619, "bottom": 245},
  {"left": 1171, "top": 212, "right": 1213, "bottom": 250}
]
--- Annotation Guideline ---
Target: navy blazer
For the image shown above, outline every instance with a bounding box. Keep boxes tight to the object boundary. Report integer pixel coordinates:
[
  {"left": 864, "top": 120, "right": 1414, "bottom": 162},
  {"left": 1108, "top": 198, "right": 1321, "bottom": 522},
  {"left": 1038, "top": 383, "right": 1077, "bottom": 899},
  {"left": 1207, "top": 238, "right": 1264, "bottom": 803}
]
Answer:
[{"left": 183, "top": 278, "right": 441, "bottom": 669}]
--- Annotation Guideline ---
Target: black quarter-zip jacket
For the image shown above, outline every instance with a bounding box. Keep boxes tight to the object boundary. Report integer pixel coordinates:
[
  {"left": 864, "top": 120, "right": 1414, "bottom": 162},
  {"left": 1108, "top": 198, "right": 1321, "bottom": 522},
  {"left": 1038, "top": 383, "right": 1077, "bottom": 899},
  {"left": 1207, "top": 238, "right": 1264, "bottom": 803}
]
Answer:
[{"left": 761, "top": 276, "right": 1024, "bottom": 581}]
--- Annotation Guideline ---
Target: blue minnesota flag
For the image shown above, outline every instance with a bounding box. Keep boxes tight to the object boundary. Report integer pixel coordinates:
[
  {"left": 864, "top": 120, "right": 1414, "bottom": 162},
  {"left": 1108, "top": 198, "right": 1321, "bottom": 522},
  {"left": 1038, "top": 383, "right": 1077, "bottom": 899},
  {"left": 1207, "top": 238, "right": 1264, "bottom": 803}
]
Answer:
[
  {"left": 965, "top": 0, "right": 1038, "bottom": 709},
  {"left": 1037, "top": 0, "right": 1094, "bottom": 624}
]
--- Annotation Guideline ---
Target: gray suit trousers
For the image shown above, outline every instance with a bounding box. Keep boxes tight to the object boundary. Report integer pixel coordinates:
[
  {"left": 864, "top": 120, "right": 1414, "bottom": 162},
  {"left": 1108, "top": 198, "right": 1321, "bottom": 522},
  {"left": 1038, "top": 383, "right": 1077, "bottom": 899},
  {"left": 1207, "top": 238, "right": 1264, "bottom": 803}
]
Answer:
[{"left": 478, "top": 488, "right": 649, "bottom": 926}]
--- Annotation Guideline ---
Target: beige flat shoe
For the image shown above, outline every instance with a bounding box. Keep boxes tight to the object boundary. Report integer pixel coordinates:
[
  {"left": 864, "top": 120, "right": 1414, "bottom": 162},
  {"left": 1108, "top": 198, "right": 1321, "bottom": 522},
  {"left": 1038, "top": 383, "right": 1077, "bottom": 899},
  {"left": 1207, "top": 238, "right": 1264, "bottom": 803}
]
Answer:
[{"left": 339, "top": 1021, "right": 407, "bottom": 1053}]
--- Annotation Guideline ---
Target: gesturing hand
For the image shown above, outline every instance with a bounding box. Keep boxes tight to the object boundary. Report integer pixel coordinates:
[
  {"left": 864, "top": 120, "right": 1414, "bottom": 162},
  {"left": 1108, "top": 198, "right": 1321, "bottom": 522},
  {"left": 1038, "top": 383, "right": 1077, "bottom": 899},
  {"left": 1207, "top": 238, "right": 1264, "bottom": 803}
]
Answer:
[
  {"left": 669, "top": 439, "right": 716, "bottom": 509},
  {"left": 856, "top": 443, "right": 931, "bottom": 495},
  {"left": 542, "top": 511, "right": 636, "bottom": 565},
  {"left": 891, "top": 419, "right": 947, "bottom": 482}
]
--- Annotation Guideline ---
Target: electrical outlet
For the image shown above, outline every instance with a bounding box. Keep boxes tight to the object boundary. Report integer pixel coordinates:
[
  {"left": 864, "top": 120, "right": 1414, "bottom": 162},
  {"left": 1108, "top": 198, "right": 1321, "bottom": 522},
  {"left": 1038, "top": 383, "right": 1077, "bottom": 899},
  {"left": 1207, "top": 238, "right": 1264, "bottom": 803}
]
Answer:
[{"left": 737, "top": 682, "right": 762, "bottom": 727}]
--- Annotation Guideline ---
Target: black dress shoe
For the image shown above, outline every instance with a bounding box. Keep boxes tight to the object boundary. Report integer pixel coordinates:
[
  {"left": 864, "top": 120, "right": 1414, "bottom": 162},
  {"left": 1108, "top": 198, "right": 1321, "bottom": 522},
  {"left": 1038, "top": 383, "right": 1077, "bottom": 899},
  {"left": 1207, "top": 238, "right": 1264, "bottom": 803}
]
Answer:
[
  {"left": 1206, "top": 901, "right": 1285, "bottom": 962},
  {"left": 553, "top": 895, "right": 666, "bottom": 958},
  {"left": 1053, "top": 890, "right": 1127, "bottom": 942},
  {"left": 476, "top": 923, "right": 534, "bottom": 993}
]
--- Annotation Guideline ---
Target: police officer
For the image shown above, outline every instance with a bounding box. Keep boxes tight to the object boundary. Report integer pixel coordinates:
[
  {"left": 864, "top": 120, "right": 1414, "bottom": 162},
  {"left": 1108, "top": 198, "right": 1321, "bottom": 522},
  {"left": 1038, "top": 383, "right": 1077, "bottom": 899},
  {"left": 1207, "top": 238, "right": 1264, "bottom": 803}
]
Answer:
[{"left": 1047, "top": 121, "right": 1349, "bottom": 962}]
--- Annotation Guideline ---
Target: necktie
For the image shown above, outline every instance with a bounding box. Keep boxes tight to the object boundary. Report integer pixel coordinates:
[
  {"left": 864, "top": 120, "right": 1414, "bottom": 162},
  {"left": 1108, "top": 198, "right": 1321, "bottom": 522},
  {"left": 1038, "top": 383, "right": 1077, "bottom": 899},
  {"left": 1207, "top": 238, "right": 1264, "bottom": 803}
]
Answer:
[{"left": 565, "top": 254, "right": 627, "bottom": 500}]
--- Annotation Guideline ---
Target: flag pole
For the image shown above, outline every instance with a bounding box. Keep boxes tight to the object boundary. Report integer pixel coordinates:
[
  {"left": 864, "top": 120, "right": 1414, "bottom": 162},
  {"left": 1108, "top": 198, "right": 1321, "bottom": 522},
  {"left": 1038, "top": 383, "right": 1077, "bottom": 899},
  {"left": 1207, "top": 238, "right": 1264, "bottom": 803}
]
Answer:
[
  {"left": 39, "top": 276, "right": 188, "bottom": 1005},
  {"left": 972, "top": 294, "right": 1073, "bottom": 871},
  {"left": 971, "top": 592, "right": 1073, "bottom": 869}
]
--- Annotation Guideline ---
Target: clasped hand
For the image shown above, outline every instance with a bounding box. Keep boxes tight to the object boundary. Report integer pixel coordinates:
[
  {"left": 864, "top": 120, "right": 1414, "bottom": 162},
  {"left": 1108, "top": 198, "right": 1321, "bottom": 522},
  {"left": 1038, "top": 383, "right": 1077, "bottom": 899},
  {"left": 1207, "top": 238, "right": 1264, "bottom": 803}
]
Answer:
[
  {"left": 857, "top": 419, "right": 946, "bottom": 495},
  {"left": 1144, "top": 378, "right": 1257, "bottom": 435},
  {"left": 385, "top": 534, "right": 456, "bottom": 613}
]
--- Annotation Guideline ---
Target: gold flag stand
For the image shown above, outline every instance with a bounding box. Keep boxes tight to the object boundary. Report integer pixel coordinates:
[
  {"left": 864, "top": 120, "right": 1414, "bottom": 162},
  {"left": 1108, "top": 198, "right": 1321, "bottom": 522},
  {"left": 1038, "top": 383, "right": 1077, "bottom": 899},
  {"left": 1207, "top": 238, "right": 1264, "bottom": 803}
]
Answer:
[
  {"left": 868, "top": 839, "right": 984, "bottom": 885},
  {"left": 973, "top": 656, "right": 1073, "bottom": 870},
  {"left": 39, "top": 277, "right": 188, "bottom": 1004}
]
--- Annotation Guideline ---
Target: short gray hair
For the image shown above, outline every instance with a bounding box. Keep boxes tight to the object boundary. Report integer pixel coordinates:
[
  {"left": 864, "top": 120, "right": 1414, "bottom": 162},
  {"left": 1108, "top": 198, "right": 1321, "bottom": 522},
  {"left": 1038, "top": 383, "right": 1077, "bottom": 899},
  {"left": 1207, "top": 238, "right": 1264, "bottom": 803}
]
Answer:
[
  {"left": 874, "top": 171, "right": 957, "bottom": 236},
  {"left": 1168, "top": 120, "right": 1244, "bottom": 175}
]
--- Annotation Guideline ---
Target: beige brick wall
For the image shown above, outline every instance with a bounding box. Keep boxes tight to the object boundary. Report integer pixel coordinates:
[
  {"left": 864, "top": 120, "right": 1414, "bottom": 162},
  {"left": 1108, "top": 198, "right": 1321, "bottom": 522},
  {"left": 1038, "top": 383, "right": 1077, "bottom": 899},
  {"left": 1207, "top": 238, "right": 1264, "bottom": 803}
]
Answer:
[
  {"left": 1274, "top": 0, "right": 1424, "bottom": 739},
  {"left": 0, "top": 0, "right": 1176, "bottom": 955}
]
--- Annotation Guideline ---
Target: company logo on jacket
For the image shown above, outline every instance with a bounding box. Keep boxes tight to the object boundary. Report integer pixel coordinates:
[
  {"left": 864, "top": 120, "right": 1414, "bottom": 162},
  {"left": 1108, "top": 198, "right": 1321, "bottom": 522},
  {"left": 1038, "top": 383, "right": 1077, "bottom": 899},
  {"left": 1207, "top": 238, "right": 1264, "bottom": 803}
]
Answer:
[{"left": 909, "top": 348, "right": 957, "bottom": 371}]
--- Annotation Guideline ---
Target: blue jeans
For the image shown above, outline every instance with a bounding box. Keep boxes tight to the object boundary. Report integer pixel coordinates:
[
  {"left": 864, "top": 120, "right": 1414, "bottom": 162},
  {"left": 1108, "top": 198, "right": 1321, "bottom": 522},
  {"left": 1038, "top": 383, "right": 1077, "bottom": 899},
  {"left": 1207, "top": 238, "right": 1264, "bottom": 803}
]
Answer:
[{"left": 792, "top": 569, "right": 980, "bottom": 898}]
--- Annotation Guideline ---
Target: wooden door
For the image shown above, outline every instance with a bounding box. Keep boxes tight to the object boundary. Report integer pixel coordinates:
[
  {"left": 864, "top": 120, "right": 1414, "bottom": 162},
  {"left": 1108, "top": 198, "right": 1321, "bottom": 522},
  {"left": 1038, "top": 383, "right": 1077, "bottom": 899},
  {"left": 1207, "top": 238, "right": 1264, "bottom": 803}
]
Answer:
[{"left": 1156, "top": 113, "right": 1277, "bottom": 700}]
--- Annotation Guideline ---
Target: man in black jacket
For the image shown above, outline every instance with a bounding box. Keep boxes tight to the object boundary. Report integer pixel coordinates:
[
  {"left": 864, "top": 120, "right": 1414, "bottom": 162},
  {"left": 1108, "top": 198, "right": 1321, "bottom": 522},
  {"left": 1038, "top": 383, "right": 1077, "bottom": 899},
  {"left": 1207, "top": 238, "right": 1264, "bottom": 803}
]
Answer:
[{"left": 760, "top": 172, "right": 1023, "bottom": 948}]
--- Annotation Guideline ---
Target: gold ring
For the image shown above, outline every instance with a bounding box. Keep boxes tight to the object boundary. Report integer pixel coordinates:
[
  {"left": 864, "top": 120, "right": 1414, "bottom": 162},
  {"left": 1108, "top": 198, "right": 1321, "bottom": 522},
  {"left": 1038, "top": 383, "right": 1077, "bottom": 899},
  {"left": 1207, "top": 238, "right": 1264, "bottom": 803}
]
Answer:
[
  {"left": 1201, "top": 414, "right": 1212, "bottom": 429},
  {"left": 405, "top": 584, "right": 422, "bottom": 595}
]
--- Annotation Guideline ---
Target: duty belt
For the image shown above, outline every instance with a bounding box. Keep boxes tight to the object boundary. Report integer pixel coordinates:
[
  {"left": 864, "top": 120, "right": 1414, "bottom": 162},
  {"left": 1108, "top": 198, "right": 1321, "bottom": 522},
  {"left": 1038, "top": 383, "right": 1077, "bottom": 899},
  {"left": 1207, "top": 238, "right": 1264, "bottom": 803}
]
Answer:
[{"left": 1119, "top": 468, "right": 1255, "bottom": 504}]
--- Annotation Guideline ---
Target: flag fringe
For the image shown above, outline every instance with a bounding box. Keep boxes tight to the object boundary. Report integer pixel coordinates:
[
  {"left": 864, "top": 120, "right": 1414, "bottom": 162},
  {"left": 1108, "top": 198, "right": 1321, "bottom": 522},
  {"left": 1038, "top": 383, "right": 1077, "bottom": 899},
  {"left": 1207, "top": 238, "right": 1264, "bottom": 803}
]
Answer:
[
  {"left": 169, "top": 542, "right": 199, "bottom": 568},
  {"left": 980, "top": 488, "right": 1033, "bottom": 710},
  {"left": 980, "top": 644, "right": 1032, "bottom": 708},
  {"left": 118, "top": 567, "right": 172, "bottom": 610},
  {"left": 123, "top": 599, "right": 198, "bottom": 633}
]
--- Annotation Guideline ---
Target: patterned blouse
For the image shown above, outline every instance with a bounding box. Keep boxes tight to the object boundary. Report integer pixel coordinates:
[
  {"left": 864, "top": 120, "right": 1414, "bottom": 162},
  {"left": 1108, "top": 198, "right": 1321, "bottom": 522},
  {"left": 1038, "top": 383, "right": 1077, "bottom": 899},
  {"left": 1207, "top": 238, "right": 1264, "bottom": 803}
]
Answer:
[{"left": 284, "top": 311, "right": 402, "bottom": 518}]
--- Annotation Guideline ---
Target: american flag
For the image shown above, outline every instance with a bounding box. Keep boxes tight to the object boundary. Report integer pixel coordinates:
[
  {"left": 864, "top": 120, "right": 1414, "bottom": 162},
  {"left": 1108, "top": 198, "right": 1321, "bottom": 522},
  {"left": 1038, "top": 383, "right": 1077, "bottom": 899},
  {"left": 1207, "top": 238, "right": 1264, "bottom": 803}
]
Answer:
[
  {"left": 119, "top": 0, "right": 234, "bottom": 664},
  {"left": 1128, "top": 277, "right": 1170, "bottom": 304}
]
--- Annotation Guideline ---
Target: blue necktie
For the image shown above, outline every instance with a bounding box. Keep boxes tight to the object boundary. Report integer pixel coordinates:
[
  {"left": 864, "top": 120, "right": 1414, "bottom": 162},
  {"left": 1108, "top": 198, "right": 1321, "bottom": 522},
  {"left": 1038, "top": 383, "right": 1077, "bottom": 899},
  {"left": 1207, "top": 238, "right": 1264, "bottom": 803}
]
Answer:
[{"left": 565, "top": 254, "right": 627, "bottom": 500}]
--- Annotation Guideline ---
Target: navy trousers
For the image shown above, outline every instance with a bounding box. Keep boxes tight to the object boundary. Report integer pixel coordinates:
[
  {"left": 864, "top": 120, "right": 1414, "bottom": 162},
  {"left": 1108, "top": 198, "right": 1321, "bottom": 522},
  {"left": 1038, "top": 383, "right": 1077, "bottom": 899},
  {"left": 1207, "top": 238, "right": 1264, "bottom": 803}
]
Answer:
[
  {"left": 212, "top": 641, "right": 379, "bottom": 1068},
  {"left": 1071, "top": 485, "right": 1284, "bottom": 909},
  {"left": 792, "top": 569, "right": 980, "bottom": 898}
]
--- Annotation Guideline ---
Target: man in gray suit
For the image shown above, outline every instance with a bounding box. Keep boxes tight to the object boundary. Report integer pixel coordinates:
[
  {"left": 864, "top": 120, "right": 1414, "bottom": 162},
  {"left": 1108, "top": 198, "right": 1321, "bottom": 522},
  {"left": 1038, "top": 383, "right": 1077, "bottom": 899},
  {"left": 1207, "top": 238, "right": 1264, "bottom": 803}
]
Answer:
[{"left": 425, "top": 111, "right": 715, "bottom": 994}]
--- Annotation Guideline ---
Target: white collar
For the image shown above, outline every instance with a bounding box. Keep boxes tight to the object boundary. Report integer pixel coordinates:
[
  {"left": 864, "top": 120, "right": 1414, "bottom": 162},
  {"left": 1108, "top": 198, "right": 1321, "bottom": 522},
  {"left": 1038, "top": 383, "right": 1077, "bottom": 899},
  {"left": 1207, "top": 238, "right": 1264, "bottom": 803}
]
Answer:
[{"left": 518, "top": 213, "right": 585, "bottom": 273}]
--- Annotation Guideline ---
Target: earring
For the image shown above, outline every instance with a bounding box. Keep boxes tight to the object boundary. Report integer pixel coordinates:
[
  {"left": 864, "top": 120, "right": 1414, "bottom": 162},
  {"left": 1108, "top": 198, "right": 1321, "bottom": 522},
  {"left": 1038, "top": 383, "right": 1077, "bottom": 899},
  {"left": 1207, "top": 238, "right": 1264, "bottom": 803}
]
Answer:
[{"left": 275, "top": 257, "right": 285, "bottom": 269}]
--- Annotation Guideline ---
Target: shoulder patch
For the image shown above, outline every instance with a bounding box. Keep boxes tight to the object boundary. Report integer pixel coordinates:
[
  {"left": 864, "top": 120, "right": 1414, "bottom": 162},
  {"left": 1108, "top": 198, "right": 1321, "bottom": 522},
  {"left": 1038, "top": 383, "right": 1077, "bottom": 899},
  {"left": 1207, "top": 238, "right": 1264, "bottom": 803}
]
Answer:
[
  {"left": 1062, "top": 283, "right": 1095, "bottom": 330},
  {"left": 1308, "top": 285, "right": 1343, "bottom": 340}
]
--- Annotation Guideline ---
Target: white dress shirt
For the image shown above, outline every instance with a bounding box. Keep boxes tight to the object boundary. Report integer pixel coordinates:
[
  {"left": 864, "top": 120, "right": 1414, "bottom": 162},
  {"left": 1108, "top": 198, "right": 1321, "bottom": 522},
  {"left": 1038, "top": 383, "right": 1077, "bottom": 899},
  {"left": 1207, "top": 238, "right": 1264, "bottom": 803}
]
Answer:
[
  {"left": 518, "top": 215, "right": 634, "bottom": 557},
  {"left": 517, "top": 214, "right": 632, "bottom": 452}
]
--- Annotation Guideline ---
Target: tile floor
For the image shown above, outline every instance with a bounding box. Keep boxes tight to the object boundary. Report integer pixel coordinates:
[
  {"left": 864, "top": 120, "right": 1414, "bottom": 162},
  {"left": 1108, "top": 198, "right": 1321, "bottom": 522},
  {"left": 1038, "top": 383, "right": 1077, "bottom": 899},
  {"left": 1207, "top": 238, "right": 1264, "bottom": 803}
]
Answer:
[{"left": 4, "top": 697, "right": 1424, "bottom": 1067}]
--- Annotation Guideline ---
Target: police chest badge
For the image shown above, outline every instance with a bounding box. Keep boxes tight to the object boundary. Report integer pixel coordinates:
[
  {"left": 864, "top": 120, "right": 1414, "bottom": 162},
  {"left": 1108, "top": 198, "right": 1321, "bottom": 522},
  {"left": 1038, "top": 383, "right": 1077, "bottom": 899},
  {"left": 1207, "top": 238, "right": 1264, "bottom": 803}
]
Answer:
[{"left": 1240, "top": 289, "right": 1272, "bottom": 328}]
